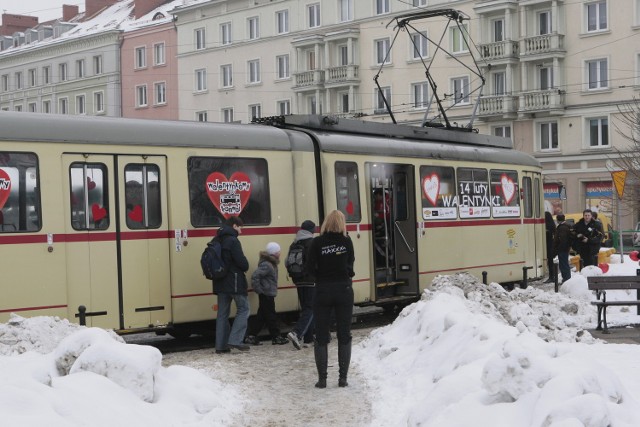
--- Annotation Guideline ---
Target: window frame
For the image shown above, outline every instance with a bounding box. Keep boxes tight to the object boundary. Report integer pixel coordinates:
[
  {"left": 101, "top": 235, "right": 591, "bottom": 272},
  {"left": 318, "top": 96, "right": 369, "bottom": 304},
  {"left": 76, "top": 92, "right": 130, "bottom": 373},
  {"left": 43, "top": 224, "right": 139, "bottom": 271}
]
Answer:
[
  {"left": 124, "top": 163, "right": 162, "bottom": 230},
  {"left": 134, "top": 46, "right": 147, "bottom": 69},
  {"left": 586, "top": 58, "right": 608, "bottom": 90},
  {"left": 93, "top": 55, "right": 103, "bottom": 75},
  {"left": 376, "top": 0, "right": 390, "bottom": 15},
  {"left": 586, "top": 0, "right": 608, "bottom": 32},
  {"left": 195, "top": 27, "right": 206, "bottom": 50},
  {"left": 375, "top": 86, "right": 391, "bottom": 114},
  {"left": 412, "top": 81, "right": 429, "bottom": 109},
  {"left": 375, "top": 38, "right": 391, "bottom": 65},
  {"left": 248, "top": 59, "right": 261, "bottom": 84},
  {"left": 586, "top": 117, "right": 609, "bottom": 148},
  {"left": 539, "top": 121, "right": 559, "bottom": 151},
  {"left": 76, "top": 94, "right": 86, "bottom": 114},
  {"left": 153, "top": 42, "right": 165, "bottom": 66},
  {"left": 335, "top": 161, "right": 361, "bottom": 222},
  {"left": 411, "top": 32, "right": 428, "bottom": 60},
  {"left": 276, "top": 54, "right": 290, "bottom": 80},
  {"left": 308, "top": 3, "right": 320, "bottom": 28},
  {"left": 76, "top": 59, "right": 85, "bottom": 78},
  {"left": 221, "top": 22, "right": 232, "bottom": 45},
  {"left": 248, "top": 17, "right": 260, "bottom": 40},
  {"left": 277, "top": 99, "right": 290, "bottom": 115},
  {"left": 94, "top": 91, "right": 105, "bottom": 114},
  {"left": 221, "top": 64, "right": 233, "bottom": 88},
  {"left": 69, "top": 162, "right": 110, "bottom": 231},
  {"left": 195, "top": 68, "right": 207, "bottom": 92},
  {"left": 276, "top": 10, "right": 289, "bottom": 34},
  {"left": 154, "top": 81, "right": 166, "bottom": 105},
  {"left": 451, "top": 76, "right": 470, "bottom": 105},
  {"left": 450, "top": 24, "right": 469, "bottom": 54}
]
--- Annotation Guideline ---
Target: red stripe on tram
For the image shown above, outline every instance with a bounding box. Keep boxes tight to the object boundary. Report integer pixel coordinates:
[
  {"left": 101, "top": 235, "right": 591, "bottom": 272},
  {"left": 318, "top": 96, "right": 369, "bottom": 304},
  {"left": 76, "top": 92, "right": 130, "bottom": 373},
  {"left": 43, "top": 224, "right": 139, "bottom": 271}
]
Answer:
[{"left": 0, "top": 304, "right": 68, "bottom": 314}]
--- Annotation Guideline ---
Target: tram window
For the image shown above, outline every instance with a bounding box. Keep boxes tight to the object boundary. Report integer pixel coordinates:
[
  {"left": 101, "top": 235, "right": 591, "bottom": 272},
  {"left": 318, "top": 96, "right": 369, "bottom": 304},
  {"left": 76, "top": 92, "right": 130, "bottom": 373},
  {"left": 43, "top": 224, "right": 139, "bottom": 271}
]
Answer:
[
  {"left": 188, "top": 157, "right": 270, "bottom": 226},
  {"left": 489, "top": 170, "right": 520, "bottom": 218},
  {"left": 456, "top": 167, "right": 490, "bottom": 219},
  {"left": 124, "top": 164, "right": 161, "bottom": 229},
  {"left": 394, "top": 173, "right": 408, "bottom": 221},
  {"left": 420, "top": 166, "right": 456, "bottom": 220},
  {"left": 69, "top": 163, "right": 109, "bottom": 230},
  {"left": 0, "top": 152, "right": 41, "bottom": 232},
  {"left": 534, "top": 177, "right": 541, "bottom": 218},
  {"left": 522, "top": 177, "right": 533, "bottom": 218},
  {"left": 335, "top": 161, "right": 361, "bottom": 222}
]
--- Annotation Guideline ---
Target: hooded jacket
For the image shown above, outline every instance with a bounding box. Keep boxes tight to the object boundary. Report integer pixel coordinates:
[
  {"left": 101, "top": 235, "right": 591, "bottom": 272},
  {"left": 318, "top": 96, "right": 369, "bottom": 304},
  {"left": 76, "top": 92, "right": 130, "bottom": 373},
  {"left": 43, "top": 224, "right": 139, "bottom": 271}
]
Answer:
[
  {"left": 290, "top": 229, "right": 314, "bottom": 286},
  {"left": 251, "top": 251, "right": 280, "bottom": 297},
  {"left": 212, "top": 224, "right": 249, "bottom": 295}
]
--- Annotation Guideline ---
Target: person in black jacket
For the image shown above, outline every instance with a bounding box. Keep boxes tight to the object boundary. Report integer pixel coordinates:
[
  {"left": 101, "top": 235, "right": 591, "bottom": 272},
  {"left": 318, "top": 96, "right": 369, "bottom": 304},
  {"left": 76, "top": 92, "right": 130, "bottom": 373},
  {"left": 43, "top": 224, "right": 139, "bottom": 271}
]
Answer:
[
  {"left": 305, "top": 210, "right": 355, "bottom": 389},
  {"left": 213, "top": 216, "right": 251, "bottom": 354},
  {"left": 553, "top": 214, "right": 572, "bottom": 283},
  {"left": 286, "top": 220, "right": 316, "bottom": 350},
  {"left": 544, "top": 211, "right": 557, "bottom": 283},
  {"left": 573, "top": 209, "right": 603, "bottom": 267}
]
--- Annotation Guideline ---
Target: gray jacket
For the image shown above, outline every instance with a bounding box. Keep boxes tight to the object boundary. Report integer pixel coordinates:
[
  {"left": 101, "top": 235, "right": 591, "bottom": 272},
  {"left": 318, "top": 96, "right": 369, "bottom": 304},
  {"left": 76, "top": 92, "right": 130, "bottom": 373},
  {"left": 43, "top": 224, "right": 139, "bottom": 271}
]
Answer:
[{"left": 251, "top": 252, "right": 279, "bottom": 297}]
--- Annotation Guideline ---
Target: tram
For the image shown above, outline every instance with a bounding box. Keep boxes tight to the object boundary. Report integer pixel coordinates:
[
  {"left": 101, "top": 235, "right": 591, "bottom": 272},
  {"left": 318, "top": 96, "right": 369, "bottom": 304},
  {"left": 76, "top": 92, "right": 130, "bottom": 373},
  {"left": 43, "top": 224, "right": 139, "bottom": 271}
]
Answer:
[{"left": 0, "top": 112, "right": 544, "bottom": 335}]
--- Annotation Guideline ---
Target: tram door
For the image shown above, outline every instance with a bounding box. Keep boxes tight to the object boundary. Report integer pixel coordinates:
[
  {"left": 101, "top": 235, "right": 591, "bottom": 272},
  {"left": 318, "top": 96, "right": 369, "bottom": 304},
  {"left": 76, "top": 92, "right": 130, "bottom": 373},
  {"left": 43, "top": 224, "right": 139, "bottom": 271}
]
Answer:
[
  {"left": 62, "top": 154, "right": 171, "bottom": 330},
  {"left": 368, "top": 163, "right": 419, "bottom": 300},
  {"left": 522, "top": 171, "right": 544, "bottom": 279}
]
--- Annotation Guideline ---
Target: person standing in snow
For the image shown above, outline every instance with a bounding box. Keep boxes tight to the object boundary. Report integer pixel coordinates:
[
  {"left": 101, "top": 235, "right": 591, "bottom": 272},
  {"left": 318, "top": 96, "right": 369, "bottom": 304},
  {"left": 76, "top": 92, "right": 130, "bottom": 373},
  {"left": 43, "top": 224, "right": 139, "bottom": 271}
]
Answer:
[
  {"left": 553, "top": 214, "right": 572, "bottom": 283},
  {"left": 286, "top": 220, "right": 316, "bottom": 350},
  {"left": 573, "top": 209, "right": 603, "bottom": 267},
  {"left": 244, "top": 242, "right": 288, "bottom": 345},
  {"left": 305, "top": 210, "right": 355, "bottom": 388},
  {"left": 544, "top": 211, "right": 557, "bottom": 283},
  {"left": 213, "top": 216, "right": 251, "bottom": 354}
]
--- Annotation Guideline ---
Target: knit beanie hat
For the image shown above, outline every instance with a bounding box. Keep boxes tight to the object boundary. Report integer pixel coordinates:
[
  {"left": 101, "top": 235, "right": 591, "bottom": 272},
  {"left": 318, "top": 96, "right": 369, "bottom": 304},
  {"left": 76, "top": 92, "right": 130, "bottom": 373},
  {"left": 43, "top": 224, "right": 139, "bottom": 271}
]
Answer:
[
  {"left": 266, "top": 242, "right": 281, "bottom": 255},
  {"left": 301, "top": 220, "right": 316, "bottom": 232}
]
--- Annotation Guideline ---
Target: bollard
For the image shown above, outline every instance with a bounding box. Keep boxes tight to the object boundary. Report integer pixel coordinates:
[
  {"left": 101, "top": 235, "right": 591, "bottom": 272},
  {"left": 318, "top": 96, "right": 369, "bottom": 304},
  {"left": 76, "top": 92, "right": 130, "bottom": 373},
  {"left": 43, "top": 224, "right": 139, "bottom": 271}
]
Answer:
[
  {"left": 482, "top": 271, "right": 488, "bottom": 285},
  {"left": 521, "top": 266, "right": 533, "bottom": 289},
  {"left": 553, "top": 263, "right": 559, "bottom": 293},
  {"left": 78, "top": 305, "right": 87, "bottom": 326}
]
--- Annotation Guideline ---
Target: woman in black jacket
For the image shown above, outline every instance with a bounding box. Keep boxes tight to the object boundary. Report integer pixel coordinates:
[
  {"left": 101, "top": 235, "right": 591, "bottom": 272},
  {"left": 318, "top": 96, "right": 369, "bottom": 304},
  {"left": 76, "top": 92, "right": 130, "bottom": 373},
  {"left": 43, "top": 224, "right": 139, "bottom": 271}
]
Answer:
[
  {"left": 544, "top": 211, "right": 557, "bottom": 283},
  {"left": 305, "top": 210, "right": 355, "bottom": 389}
]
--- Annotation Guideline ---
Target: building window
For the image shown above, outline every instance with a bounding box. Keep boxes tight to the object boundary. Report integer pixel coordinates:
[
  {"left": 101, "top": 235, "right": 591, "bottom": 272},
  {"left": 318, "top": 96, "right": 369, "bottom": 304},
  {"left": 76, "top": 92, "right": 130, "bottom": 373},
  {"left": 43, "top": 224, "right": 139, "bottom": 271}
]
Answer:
[
  {"left": 340, "top": 92, "right": 349, "bottom": 113},
  {"left": 375, "top": 38, "right": 391, "bottom": 65},
  {"left": 276, "top": 10, "right": 289, "bottom": 34},
  {"left": 413, "top": 0, "right": 427, "bottom": 6},
  {"left": 375, "top": 86, "right": 391, "bottom": 114},
  {"left": 493, "top": 72, "right": 505, "bottom": 95},
  {"left": 493, "top": 125, "right": 511, "bottom": 138},
  {"left": 222, "top": 108, "right": 234, "bottom": 123},
  {"left": 539, "top": 66, "right": 554, "bottom": 90},
  {"left": 195, "top": 28, "right": 206, "bottom": 50},
  {"left": 248, "top": 60, "right": 261, "bottom": 84},
  {"left": 248, "top": 17, "right": 260, "bottom": 40},
  {"left": 411, "top": 32, "right": 428, "bottom": 59},
  {"left": 154, "top": 82, "right": 166, "bottom": 105},
  {"left": 15, "top": 72, "right": 22, "bottom": 89},
  {"left": 277, "top": 100, "right": 290, "bottom": 115},
  {"left": 339, "top": 0, "right": 353, "bottom": 22},
  {"left": 93, "top": 55, "right": 102, "bottom": 75},
  {"left": 492, "top": 19, "right": 504, "bottom": 42},
  {"left": 154, "top": 43, "right": 165, "bottom": 65},
  {"left": 308, "top": 96, "right": 318, "bottom": 114},
  {"left": 308, "top": 3, "right": 320, "bottom": 28},
  {"left": 221, "top": 22, "right": 232, "bottom": 45},
  {"left": 376, "top": 0, "right": 389, "bottom": 15},
  {"left": 135, "top": 47, "right": 146, "bottom": 69},
  {"left": 249, "top": 104, "right": 261, "bottom": 120},
  {"left": 28, "top": 69, "right": 36, "bottom": 87},
  {"left": 276, "top": 55, "right": 289, "bottom": 79},
  {"left": 221, "top": 64, "right": 233, "bottom": 88},
  {"left": 76, "top": 95, "right": 86, "bottom": 114},
  {"left": 587, "top": 58, "right": 608, "bottom": 89},
  {"left": 539, "top": 121, "right": 558, "bottom": 150},
  {"left": 1, "top": 74, "right": 7, "bottom": 91},
  {"left": 59, "top": 98, "right": 68, "bottom": 114},
  {"left": 586, "top": 1, "right": 607, "bottom": 32},
  {"left": 42, "top": 100, "right": 51, "bottom": 113},
  {"left": 196, "top": 111, "right": 208, "bottom": 122},
  {"left": 195, "top": 69, "right": 207, "bottom": 92},
  {"left": 451, "top": 76, "right": 469, "bottom": 104},
  {"left": 94, "top": 92, "right": 104, "bottom": 113},
  {"left": 59, "top": 62, "right": 68, "bottom": 81},
  {"left": 43, "top": 66, "right": 51, "bottom": 84},
  {"left": 588, "top": 117, "right": 609, "bottom": 147},
  {"left": 339, "top": 45, "right": 349, "bottom": 65},
  {"left": 136, "top": 85, "right": 147, "bottom": 107},
  {"left": 307, "top": 50, "right": 316, "bottom": 70},
  {"left": 412, "top": 82, "right": 429, "bottom": 108},
  {"left": 28, "top": 102, "right": 37, "bottom": 112},
  {"left": 76, "top": 59, "right": 85, "bottom": 78},
  {"left": 538, "top": 11, "right": 551, "bottom": 35},
  {"left": 14, "top": 105, "right": 22, "bottom": 112},
  {"left": 450, "top": 24, "right": 469, "bottom": 53}
]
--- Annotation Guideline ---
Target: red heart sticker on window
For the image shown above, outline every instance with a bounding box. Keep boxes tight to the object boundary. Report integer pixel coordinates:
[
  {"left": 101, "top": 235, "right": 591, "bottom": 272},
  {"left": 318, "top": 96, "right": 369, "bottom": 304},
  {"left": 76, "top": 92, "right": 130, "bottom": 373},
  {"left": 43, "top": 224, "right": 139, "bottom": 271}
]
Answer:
[
  {"left": 205, "top": 172, "right": 252, "bottom": 219},
  {"left": 422, "top": 173, "right": 440, "bottom": 206},
  {"left": 128, "top": 205, "right": 143, "bottom": 222},
  {"left": 92, "top": 203, "right": 107, "bottom": 222},
  {"left": 501, "top": 174, "right": 515, "bottom": 205},
  {"left": 0, "top": 168, "right": 11, "bottom": 210},
  {"left": 87, "top": 177, "right": 97, "bottom": 191}
]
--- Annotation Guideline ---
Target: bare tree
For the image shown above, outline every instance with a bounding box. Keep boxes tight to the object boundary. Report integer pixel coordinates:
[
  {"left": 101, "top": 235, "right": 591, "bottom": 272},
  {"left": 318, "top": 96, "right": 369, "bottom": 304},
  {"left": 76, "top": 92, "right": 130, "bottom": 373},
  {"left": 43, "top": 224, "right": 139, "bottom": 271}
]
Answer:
[{"left": 612, "top": 99, "right": 640, "bottom": 221}]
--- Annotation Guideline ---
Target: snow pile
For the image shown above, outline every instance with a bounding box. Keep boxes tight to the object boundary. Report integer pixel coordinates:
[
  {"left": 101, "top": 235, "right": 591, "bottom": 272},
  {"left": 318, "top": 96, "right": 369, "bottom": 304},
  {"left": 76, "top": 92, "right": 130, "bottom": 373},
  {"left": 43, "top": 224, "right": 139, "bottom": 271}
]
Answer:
[{"left": 355, "top": 273, "right": 640, "bottom": 427}]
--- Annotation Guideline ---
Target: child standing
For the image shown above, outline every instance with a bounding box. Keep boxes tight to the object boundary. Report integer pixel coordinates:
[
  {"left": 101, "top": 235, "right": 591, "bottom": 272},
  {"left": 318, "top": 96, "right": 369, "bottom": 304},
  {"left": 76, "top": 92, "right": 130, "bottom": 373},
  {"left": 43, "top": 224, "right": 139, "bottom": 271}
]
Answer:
[{"left": 244, "top": 242, "right": 288, "bottom": 345}]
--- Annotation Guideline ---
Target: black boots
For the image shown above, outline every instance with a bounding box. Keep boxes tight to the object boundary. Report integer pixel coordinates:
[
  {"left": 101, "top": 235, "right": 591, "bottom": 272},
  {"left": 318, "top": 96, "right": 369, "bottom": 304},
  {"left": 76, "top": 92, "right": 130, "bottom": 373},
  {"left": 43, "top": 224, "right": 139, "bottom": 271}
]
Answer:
[
  {"left": 338, "top": 341, "right": 351, "bottom": 387},
  {"left": 314, "top": 344, "right": 328, "bottom": 389}
]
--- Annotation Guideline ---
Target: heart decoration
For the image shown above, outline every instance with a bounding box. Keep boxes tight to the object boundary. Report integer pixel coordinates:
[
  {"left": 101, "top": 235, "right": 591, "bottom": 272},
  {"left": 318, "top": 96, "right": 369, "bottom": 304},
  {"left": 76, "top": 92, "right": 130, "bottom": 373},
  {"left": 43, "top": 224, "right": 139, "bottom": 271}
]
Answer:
[
  {"left": 422, "top": 173, "right": 440, "bottom": 206},
  {"left": 598, "top": 263, "right": 609, "bottom": 274},
  {"left": 87, "top": 177, "right": 97, "bottom": 191},
  {"left": 501, "top": 174, "right": 516, "bottom": 205},
  {"left": 345, "top": 200, "right": 354, "bottom": 216},
  {"left": 0, "top": 168, "right": 11, "bottom": 210},
  {"left": 630, "top": 251, "right": 639, "bottom": 262},
  {"left": 205, "top": 172, "right": 252, "bottom": 219},
  {"left": 92, "top": 203, "right": 107, "bottom": 222},
  {"left": 128, "top": 205, "right": 143, "bottom": 222}
]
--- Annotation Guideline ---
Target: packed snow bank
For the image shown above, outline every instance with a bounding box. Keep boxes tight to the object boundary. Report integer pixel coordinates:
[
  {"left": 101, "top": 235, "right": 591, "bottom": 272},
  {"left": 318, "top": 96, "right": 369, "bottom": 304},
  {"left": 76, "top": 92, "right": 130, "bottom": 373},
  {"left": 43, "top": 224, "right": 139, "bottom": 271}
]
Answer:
[{"left": 355, "top": 273, "right": 640, "bottom": 427}]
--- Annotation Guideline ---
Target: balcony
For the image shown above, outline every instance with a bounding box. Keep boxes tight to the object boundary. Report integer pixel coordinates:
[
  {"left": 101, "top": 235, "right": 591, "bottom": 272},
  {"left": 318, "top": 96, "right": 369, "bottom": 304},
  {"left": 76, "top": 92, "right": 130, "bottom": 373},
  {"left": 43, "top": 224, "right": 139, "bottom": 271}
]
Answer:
[
  {"left": 293, "top": 70, "right": 325, "bottom": 91},
  {"left": 478, "top": 40, "right": 519, "bottom": 62},
  {"left": 477, "top": 95, "right": 519, "bottom": 118},
  {"left": 518, "top": 89, "right": 565, "bottom": 116},
  {"left": 520, "top": 33, "right": 565, "bottom": 59},
  {"left": 325, "top": 65, "right": 359, "bottom": 87}
]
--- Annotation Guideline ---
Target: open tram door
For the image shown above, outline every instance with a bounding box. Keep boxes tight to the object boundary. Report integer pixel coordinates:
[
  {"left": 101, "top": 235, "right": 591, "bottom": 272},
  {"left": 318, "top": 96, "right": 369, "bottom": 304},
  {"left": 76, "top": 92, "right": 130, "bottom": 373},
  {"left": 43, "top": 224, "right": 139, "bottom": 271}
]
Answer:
[
  {"left": 522, "top": 171, "right": 545, "bottom": 280},
  {"left": 367, "top": 163, "right": 419, "bottom": 303},
  {"left": 62, "top": 154, "right": 171, "bottom": 331}
]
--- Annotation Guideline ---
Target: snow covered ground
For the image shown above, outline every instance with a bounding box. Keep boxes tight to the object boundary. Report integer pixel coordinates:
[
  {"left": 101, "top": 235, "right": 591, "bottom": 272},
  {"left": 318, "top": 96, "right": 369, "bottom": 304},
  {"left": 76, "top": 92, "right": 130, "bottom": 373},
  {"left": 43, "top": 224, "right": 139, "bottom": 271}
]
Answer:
[{"left": 2, "top": 254, "right": 640, "bottom": 426}]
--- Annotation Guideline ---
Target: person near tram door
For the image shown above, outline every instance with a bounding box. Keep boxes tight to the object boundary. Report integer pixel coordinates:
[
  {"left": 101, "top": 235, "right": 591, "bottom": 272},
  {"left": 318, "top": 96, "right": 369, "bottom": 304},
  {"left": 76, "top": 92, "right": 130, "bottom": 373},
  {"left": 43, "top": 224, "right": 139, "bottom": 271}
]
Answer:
[
  {"left": 544, "top": 211, "right": 557, "bottom": 283},
  {"left": 573, "top": 209, "right": 603, "bottom": 267},
  {"left": 305, "top": 210, "right": 355, "bottom": 388},
  {"left": 213, "top": 216, "right": 251, "bottom": 354},
  {"left": 244, "top": 242, "right": 288, "bottom": 346},
  {"left": 553, "top": 214, "right": 572, "bottom": 283}
]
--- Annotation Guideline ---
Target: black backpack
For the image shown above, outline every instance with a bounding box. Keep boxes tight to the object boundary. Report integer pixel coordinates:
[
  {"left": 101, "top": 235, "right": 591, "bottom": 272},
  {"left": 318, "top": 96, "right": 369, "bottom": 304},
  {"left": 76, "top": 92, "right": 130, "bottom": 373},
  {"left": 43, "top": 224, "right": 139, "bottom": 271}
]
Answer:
[
  {"left": 201, "top": 238, "right": 227, "bottom": 280},
  {"left": 285, "top": 240, "right": 305, "bottom": 280}
]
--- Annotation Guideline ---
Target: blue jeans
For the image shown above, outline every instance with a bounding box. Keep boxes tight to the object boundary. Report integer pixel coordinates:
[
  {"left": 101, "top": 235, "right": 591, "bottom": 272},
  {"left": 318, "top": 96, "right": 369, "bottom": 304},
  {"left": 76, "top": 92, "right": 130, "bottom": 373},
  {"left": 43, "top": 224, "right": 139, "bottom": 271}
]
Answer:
[
  {"left": 557, "top": 251, "right": 571, "bottom": 282},
  {"left": 293, "top": 285, "right": 315, "bottom": 342},
  {"left": 215, "top": 293, "right": 249, "bottom": 350}
]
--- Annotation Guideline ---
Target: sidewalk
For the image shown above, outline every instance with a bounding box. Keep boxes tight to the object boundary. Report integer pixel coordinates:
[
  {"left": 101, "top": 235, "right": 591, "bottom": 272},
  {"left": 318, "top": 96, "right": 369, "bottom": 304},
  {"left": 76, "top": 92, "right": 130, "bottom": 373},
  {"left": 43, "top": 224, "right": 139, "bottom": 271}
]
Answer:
[{"left": 588, "top": 326, "right": 640, "bottom": 344}]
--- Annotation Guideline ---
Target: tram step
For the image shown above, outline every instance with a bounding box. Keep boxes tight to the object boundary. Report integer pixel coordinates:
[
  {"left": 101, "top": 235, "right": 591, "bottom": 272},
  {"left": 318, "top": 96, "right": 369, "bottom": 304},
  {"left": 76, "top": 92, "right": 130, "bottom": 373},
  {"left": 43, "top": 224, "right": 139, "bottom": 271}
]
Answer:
[{"left": 376, "top": 281, "right": 404, "bottom": 288}]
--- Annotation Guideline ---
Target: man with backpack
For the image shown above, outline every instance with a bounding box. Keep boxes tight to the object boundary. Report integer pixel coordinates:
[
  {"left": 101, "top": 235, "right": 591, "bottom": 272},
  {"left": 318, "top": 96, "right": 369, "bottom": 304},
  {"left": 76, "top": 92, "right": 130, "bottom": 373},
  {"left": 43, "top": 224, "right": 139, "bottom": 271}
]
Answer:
[
  {"left": 212, "top": 216, "right": 251, "bottom": 354},
  {"left": 286, "top": 220, "right": 316, "bottom": 350}
]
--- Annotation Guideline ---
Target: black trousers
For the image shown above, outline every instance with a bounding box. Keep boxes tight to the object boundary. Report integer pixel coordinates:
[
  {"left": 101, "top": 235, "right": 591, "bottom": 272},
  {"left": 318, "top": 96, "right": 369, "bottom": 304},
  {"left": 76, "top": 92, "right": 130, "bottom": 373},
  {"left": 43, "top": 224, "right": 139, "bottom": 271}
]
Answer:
[
  {"left": 248, "top": 294, "right": 280, "bottom": 339},
  {"left": 314, "top": 283, "right": 354, "bottom": 346}
]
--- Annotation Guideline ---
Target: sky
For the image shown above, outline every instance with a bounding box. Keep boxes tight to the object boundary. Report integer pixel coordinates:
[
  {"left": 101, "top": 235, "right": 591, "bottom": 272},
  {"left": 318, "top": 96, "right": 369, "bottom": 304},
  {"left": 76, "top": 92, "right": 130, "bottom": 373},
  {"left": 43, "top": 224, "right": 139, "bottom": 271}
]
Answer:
[
  {"left": 1, "top": 1, "right": 80, "bottom": 23},
  {"left": 2, "top": 252, "right": 640, "bottom": 426}
]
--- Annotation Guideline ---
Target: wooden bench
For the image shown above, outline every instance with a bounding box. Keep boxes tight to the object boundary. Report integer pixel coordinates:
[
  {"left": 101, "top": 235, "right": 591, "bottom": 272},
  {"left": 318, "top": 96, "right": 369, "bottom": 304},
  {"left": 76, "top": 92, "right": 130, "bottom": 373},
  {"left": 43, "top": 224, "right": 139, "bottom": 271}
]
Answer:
[{"left": 587, "top": 275, "right": 640, "bottom": 334}]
